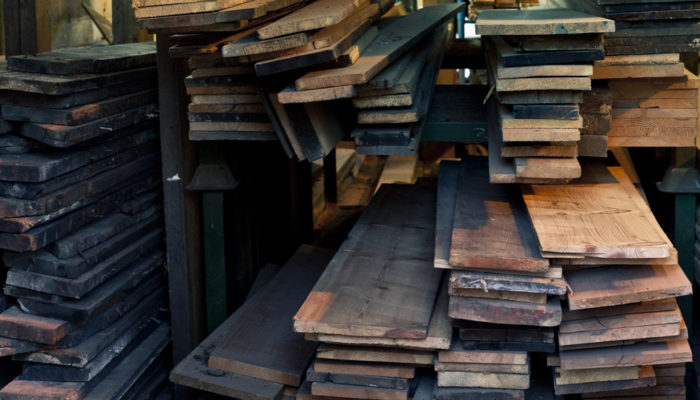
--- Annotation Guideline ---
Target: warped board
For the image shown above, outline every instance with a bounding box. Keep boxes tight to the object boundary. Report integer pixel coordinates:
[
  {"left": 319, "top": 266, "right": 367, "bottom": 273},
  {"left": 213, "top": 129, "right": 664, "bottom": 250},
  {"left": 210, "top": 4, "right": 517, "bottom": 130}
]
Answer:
[
  {"left": 521, "top": 164, "right": 672, "bottom": 258},
  {"left": 554, "top": 365, "right": 655, "bottom": 395},
  {"left": 257, "top": 0, "right": 368, "bottom": 39},
  {"left": 446, "top": 158, "right": 549, "bottom": 272},
  {"left": 6, "top": 42, "right": 156, "bottom": 75},
  {"left": 294, "top": 185, "right": 442, "bottom": 339},
  {"left": 305, "top": 279, "right": 451, "bottom": 350},
  {"left": 294, "top": 4, "right": 464, "bottom": 90},
  {"left": 0, "top": 65, "right": 157, "bottom": 96},
  {"left": 449, "top": 269, "right": 566, "bottom": 295},
  {"left": 565, "top": 264, "right": 692, "bottom": 310},
  {"left": 0, "top": 130, "right": 157, "bottom": 183},
  {"left": 316, "top": 345, "right": 434, "bottom": 366},
  {"left": 207, "top": 245, "right": 334, "bottom": 386},
  {"left": 1, "top": 90, "right": 157, "bottom": 126},
  {"left": 475, "top": 8, "right": 614, "bottom": 36},
  {"left": 559, "top": 340, "right": 692, "bottom": 370},
  {"left": 449, "top": 296, "right": 562, "bottom": 327}
]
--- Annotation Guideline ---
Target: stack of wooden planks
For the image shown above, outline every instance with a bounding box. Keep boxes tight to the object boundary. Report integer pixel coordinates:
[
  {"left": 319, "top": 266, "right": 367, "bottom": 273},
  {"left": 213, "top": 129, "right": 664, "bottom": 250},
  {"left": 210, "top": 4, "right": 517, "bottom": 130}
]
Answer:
[
  {"left": 293, "top": 184, "right": 448, "bottom": 400},
  {"left": 0, "top": 43, "right": 172, "bottom": 400},
  {"left": 434, "top": 159, "right": 560, "bottom": 398},
  {"left": 171, "top": 245, "right": 334, "bottom": 400},
  {"left": 519, "top": 162, "right": 693, "bottom": 398},
  {"left": 476, "top": 8, "right": 615, "bottom": 183},
  {"left": 577, "top": 83, "right": 611, "bottom": 157}
]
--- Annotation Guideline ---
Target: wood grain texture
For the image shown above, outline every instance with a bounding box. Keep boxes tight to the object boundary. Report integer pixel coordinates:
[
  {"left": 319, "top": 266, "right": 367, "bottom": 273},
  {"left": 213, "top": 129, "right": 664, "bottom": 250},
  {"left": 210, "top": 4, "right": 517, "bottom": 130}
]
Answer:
[
  {"left": 515, "top": 158, "right": 581, "bottom": 180},
  {"left": 294, "top": 185, "right": 442, "bottom": 339},
  {"left": 559, "top": 340, "right": 692, "bottom": 370},
  {"left": 257, "top": 0, "right": 366, "bottom": 39},
  {"left": 592, "top": 63, "right": 685, "bottom": 80},
  {"left": 566, "top": 264, "right": 691, "bottom": 310},
  {"left": 521, "top": 164, "right": 671, "bottom": 258},
  {"left": 476, "top": 8, "right": 614, "bottom": 36},
  {"left": 448, "top": 159, "right": 549, "bottom": 273},
  {"left": 316, "top": 344, "right": 434, "bottom": 366},
  {"left": 207, "top": 245, "right": 334, "bottom": 386},
  {"left": 449, "top": 296, "right": 562, "bottom": 327}
]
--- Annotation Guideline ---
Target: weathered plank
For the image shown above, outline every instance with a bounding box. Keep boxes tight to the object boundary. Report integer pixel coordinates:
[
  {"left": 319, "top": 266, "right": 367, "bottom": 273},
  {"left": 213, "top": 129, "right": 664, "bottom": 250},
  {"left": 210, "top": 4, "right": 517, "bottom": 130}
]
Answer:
[
  {"left": 437, "top": 371, "right": 530, "bottom": 389},
  {"left": 0, "top": 306, "right": 69, "bottom": 345},
  {"left": 294, "top": 185, "right": 442, "bottom": 339},
  {"left": 554, "top": 365, "right": 655, "bottom": 395},
  {"left": 515, "top": 157, "right": 582, "bottom": 180},
  {"left": 316, "top": 344, "right": 434, "bottom": 366},
  {"left": 439, "top": 341, "right": 528, "bottom": 364},
  {"left": 312, "top": 360, "right": 415, "bottom": 379},
  {"left": 476, "top": 8, "right": 614, "bottom": 36},
  {"left": 311, "top": 381, "right": 409, "bottom": 400},
  {"left": 450, "top": 270, "right": 566, "bottom": 295},
  {"left": 449, "top": 296, "right": 562, "bottom": 327},
  {"left": 257, "top": 0, "right": 367, "bottom": 39},
  {"left": 207, "top": 245, "right": 334, "bottom": 386},
  {"left": 559, "top": 340, "right": 692, "bottom": 370}
]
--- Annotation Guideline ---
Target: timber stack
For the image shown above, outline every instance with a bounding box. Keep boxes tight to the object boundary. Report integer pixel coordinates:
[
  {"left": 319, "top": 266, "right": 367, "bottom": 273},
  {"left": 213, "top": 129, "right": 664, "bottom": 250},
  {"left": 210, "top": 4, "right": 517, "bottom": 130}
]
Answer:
[
  {"left": 477, "top": 8, "right": 614, "bottom": 183},
  {"left": 0, "top": 43, "right": 171, "bottom": 400},
  {"left": 550, "top": 0, "right": 700, "bottom": 148},
  {"left": 134, "top": 0, "right": 465, "bottom": 159}
]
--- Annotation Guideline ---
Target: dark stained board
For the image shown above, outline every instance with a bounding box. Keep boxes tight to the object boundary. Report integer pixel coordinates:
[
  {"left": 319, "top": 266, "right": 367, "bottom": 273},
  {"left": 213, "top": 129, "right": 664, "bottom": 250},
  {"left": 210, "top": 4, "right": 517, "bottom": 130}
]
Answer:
[
  {"left": 6, "top": 42, "right": 156, "bottom": 75},
  {"left": 0, "top": 65, "right": 157, "bottom": 96},
  {"left": 499, "top": 90, "right": 584, "bottom": 105},
  {"left": 207, "top": 245, "right": 334, "bottom": 386},
  {"left": 434, "top": 161, "right": 458, "bottom": 269},
  {"left": 448, "top": 159, "right": 549, "bottom": 272},
  {"left": 4, "top": 215, "right": 162, "bottom": 278},
  {"left": 2, "top": 90, "right": 158, "bottom": 126},
  {"left": 0, "top": 305, "right": 69, "bottom": 345},
  {"left": 20, "top": 104, "right": 158, "bottom": 148},
  {"left": 5, "top": 230, "right": 162, "bottom": 298},
  {"left": 434, "top": 387, "right": 524, "bottom": 400},
  {"left": 294, "top": 185, "right": 442, "bottom": 339},
  {"left": 513, "top": 105, "right": 580, "bottom": 120},
  {"left": 0, "top": 129, "right": 157, "bottom": 183},
  {"left": 449, "top": 296, "right": 562, "bottom": 327}
]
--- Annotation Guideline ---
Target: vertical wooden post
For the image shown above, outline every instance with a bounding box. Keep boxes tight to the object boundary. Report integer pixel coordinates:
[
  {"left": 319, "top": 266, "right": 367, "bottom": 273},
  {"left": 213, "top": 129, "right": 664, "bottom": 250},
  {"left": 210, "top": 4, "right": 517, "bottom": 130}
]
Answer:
[
  {"left": 156, "top": 34, "right": 205, "bottom": 392},
  {"left": 3, "top": 0, "right": 37, "bottom": 55}
]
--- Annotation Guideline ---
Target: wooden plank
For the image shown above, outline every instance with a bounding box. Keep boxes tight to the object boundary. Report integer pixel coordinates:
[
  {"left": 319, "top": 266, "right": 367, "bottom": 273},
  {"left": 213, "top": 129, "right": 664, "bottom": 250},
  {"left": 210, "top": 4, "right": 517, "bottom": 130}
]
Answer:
[
  {"left": 566, "top": 264, "right": 692, "bottom": 310},
  {"left": 559, "top": 340, "right": 692, "bottom": 370},
  {"left": 447, "top": 158, "right": 549, "bottom": 272},
  {"left": 512, "top": 105, "right": 580, "bottom": 120},
  {"left": 501, "top": 109, "right": 583, "bottom": 129},
  {"left": 459, "top": 324, "right": 554, "bottom": 352},
  {"left": 449, "top": 296, "right": 562, "bottom": 327},
  {"left": 439, "top": 341, "right": 528, "bottom": 364},
  {"left": 294, "top": 185, "right": 442, "bottom": 339},
  {"left": 578, "top": 134, "right": 608, "bottom": 157},
  {"left": 499, "top": 90, "right": 583, "bottom": 105},
  {"left": 0, "top": 306, "right": 68, "bottom": 345},
  {"left": 206, "top": 245, "right": 334, "bottom": 386},
  {"left": 592, "top": 63, "right": 685, "bottom": 80},
  {"left": 450, "top": 287, "right": 547, "bottom": 304},
  {"left": 277, "top": 85, "right": 355, "bottom": 104},
  {"left": 437, "top": 371, "right": 529, "bottom": 389},
  {"left": 134, "top": 2, "right": 218, "bottom": 19},
  {"left": 306, "top": 364, "right": 409, "bottom": 389},
  {"left": 554, "top": 365, "right": 655, "bottom": 395},
  {"left": 475, "top": 8, "right": 614, "bottom": 36},
  {"left": 312, "top": 360, "right": 415, "bottom": 379},
  {"left": 434, "top": 361, "right": 529, "bottom": 374},
  {"left": 305, "top": 279, "right": 451, "bottom": 350},
  {"left": 311, "top": 382, "right": 408, "bottom": 400},
  {"left": 294, "top": 4, "right": 464, "bottom": 90},
  {"left": 434, "top": 387, "right": 524, "bottom": 400},
  {"left": 316, "top": 344, "right": 433, "bottom": 365},
  {"left": 450, "top": 270, "right": 566, "bottom": 295},
  {"left": 515, "top": 158, "right": 582, "bottom": 180},
  {"left": 512, "top": 33, "right": 603, "bottom": 52},
  {"left": 501, "top": 143, "right": 578, "bottom": 158},
  {"left": 222, "top": 32, "right": 309, "bottom": 57},
  {"left": 595, "top": 53, "right": 679, "bottom": 66},
  {"left": 257, "top": 0, "right": 367, "bottom": 39},
  {"left": 521, "top": 164, "right": 672, "bottom": 258},
  {"left": 555, "top": 366, "right": 640, "bottom": 385}
]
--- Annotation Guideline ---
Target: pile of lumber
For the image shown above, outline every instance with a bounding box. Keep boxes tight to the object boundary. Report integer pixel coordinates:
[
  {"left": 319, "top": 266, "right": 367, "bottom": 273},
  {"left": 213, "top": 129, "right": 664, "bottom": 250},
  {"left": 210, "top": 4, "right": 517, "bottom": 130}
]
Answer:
[
  {"left": 434, "top": 159, "right": 559, "bottom": 398},
  {"left": 520, "top": 162, "right": 693, "bottom": 397},
  {"left": 293, "top": 184, "right": 447, "bottom": 400},
  {"left": 0, "top": 43, "right": 171, "bottom": 400},
  {"left": 476, "top": 8, "right": 614, "bottom": 183},
  {"left": 468, "top": 0, "right": 540, "bottom": 21},
  {"left": 185, "top": 55, "right": 276, "bottom": 141},
  {"left": 171, "top": 245, "right": 334, "bottom": 400}
]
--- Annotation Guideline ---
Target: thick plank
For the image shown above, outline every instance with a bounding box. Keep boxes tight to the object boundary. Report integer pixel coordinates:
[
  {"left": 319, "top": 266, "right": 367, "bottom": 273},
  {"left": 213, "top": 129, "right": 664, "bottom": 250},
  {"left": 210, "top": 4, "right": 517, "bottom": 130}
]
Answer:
[
  {"left": 437, "top": 371, "right": 529, "bottom": 389},
  {"left": 555, "top": 366, "right": 640, "bottom": 385},
  {"left": 592, "top": 63, "right": 685, "bottom": 80},
  {"left": 316, "top": 344, "right": 434, "bottom": 366},
  {"left": 450, "top": 270, "right": 566, "bottom": 295},
  {"left": 434, "top": 361, "right": 529, "bottom": 374},
  {"left": 459, "top": 324, "right": 554, "bottom": 352},
  {"left": 502, "top": 143, "right": 578, "bottom": 158},
  {"left": 294, "top": 4, "right": 464, "bottom": 90},
  {"left": 512, "top": 105, "right": 580, "bottom": 120},
  {"left": 554, "top": 365, "right": 655, "bottom": 395},
  {"left": 257, "top": 0, "right": 367, "bottom": 39},
  {"left": 305, "top": 279, "right": 451, "bottom": 350},
  {"left": 434, "top": 387, "right": 524, "bottom": 400},
  {"left": 294, "top": 185, "right": 442, "bottom": 339},
  {"left": 447, "top": 159, "right": 549, "bottom": 272},
  {"left": 311, "top": 382, "right": 408, "bottom": 400},
  {"left": 476, "top": 9, "right": 614, "bottom": 36},
  {"left": 306, "top": 364, "right": 409, "bottom": 389},
  {"left": 521, "top": 164, "right": 672, "bottom": 258},
  {"left": 566, "top": 264, "right": 692, "bottom": 310},
  {"left": 499, "top": 90, "right": 583, "bottom": 105},
  {"left": 559, "top": 340, "right": 692, "bottom": 370},
  {"left": 438, "top": 341, "right": 528, "bottom": 364},
  {"left": 206, "top": 245, "right": 334, "bottom": 386},
  {"left": 449, "top": 296, "right": 562, "bottom": 327},
  {"left": 450, "top": 287, "right": 547, "bottom": 304},
  {"left": 312, "top": 360, "right": 415, "bottom": 379},
  {"left": 515, "top": 158, "right": 582, "bottom": 180},
  {"left": 0, "top": 306, "right": 68, "bottom": 345}
]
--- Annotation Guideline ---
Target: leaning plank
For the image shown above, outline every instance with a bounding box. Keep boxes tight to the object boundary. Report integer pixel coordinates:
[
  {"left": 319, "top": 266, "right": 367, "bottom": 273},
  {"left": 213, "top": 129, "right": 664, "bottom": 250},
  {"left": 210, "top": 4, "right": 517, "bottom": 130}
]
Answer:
[
  {"left": 294, "top": 185, "right": 442, "bottom": 339},
  {"left": 559, "top": 340, "right": 692, "bottom": 370},
  {"left": 434, "top": 161, "right": 458, "bottom": 269},
  {"left": 449, "top": 296, "right": 562, "bottom": 327},
  {"left": 295, "top": 3, "right": 464, "bottom": 90},
  {"left": 566, "top": 264, "right": 692, "bottom": 310},
  {"left": 257, "top": 0, "right": 367, "bottom": 39},
  {"left": 448, "top": 155, "right": 549, "bottom": 272},
  {"left": 521, "top": 164, "right": 671, "bottom": 258},
  {"left": 475, "top": 8, "right": 614, "bottom": 36},
  {"left": 207, "top": 245, "right": 334, "bottom": 386}
]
